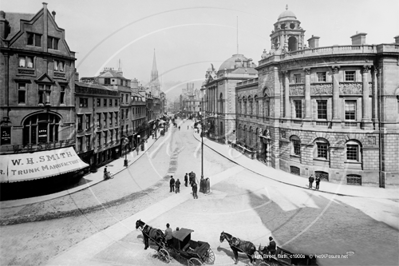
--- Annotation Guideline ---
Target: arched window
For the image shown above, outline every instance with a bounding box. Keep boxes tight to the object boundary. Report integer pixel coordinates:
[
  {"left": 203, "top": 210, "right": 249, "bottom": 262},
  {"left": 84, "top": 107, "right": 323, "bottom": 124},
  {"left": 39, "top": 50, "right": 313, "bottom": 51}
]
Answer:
[
  {"left": 255, "top": 96, "right": 259, "bottom": 117},
  {"left": 249, "top": 126, "right": 253, "bottom": 147},
  {"left": 243, "top": 97, "right": 247, "bottom": 115},
  {"left": 314, "top": 138, "right": 329, "bottom": 160},
  {"left": 243, "top": 125, "right": 247, "bottom": 145},
  {"left": 346, "top": 140, "right": 362, "bottom": 163},
  {"left": 248, "top": 96, "right": 253, "bottom": 115},
  {"left": 220, "top": 93, "right": 224, "bottom": 113},
  {"left": 263, "top": 90, "right": 270, "bottom": 118},
  {"left": 23, "top": 113, "right": 60, "bottom": 145},
  {"left": 290, "top": 135, "right": 301, "bottom": 156},
  {"left": 237, "top": 97, "right": 241, "bottom": 114}
]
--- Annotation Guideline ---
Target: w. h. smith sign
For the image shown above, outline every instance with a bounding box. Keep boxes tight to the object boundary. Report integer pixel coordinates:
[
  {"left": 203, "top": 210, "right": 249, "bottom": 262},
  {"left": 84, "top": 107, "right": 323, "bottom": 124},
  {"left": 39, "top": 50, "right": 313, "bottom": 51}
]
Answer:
[{"left": 0, "top": 147, "right": 89, "bottom": 183}]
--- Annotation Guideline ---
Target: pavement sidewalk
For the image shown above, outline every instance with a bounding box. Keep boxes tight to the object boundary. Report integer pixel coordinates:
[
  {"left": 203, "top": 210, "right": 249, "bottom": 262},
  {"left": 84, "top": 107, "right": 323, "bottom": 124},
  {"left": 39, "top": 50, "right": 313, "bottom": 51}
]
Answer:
[
  {"left": 191, "top": 129, "right": 399, "bottom": 200},
  {"left": 0, "top": 133, "right": 162, "bottom": 209},
  {"left": 46, "top": 165, "right": 244, "bottom": 266}
]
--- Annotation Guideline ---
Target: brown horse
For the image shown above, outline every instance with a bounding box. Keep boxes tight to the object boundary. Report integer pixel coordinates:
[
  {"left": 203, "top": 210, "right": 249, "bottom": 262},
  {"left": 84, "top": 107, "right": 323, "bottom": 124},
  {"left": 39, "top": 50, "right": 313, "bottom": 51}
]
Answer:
[
  {"left": 136, "top": 219, "right": 165, "bottom": 251},
  {"left": 220, "top": 231, "right": 256, "bottom": 264}
]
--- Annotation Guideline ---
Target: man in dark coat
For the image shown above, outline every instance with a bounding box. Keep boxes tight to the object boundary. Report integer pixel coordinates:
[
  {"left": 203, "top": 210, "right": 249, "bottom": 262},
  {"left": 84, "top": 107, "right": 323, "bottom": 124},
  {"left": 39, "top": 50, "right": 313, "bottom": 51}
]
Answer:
[
  {"left": 267, "top": 236, "right": 276, "bottom": 258},
  {"left": 315, "top": 175, "right": 321, "bottom": 190},
  {"left": 170, "top": 176, "right": 175, "bottom": 192},
  {"left": 184, "top": 173, "right": 188, "bottom": 187},
  {"left": 175, "top": 179, "right": 181, "bottom": 193},
  {"left": 309, "top": 174, "right": 314, "bottom": 189},
  {"left": 192, "top": 182, "right": 198, "bottom": 199}
]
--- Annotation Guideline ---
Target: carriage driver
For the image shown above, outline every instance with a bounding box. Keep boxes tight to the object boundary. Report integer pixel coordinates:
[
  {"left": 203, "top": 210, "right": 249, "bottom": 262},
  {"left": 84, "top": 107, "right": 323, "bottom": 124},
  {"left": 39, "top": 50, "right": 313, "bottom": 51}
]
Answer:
[
  {"left": 267, "top": 236, "right": 277, "bottom": 259},
  {"left": 165, "top": 223, "right": 173, "bottom": 247}
]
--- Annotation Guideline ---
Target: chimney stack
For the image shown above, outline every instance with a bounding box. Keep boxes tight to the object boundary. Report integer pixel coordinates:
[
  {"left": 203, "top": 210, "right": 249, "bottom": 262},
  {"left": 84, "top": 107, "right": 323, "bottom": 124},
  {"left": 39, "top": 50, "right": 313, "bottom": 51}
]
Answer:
[
  {"left": 0, "top": 11, "right": 10, "bottom": 39},
  {"left": 52, "top": 11, "right": 56, "bottom": 20},
  {"left": 394, "top": 36, "right": 399, "bottom": 44},
  {"left": 74, "top": 69, "right": 79, "bottom": 82},
  {"left": 307, "top": 35, "right": 320, "bottom": 49},
  {"left": 351, "top": 32, "right": 367, "bottom": 45}
]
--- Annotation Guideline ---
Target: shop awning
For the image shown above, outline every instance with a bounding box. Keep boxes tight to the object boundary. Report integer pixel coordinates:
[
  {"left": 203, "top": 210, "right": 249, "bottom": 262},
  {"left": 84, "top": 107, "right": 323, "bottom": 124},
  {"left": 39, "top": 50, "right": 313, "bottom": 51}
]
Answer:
[{"left": 0, "top": 147, "right": 89, "bottom": 183}]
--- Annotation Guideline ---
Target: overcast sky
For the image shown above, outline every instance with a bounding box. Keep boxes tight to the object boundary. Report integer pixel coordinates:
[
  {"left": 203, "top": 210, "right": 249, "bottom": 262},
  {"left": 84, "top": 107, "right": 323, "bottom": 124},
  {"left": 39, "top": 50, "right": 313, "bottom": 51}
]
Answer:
[{"left": 2, "top": 0, "right": 398, "bottom": 101}]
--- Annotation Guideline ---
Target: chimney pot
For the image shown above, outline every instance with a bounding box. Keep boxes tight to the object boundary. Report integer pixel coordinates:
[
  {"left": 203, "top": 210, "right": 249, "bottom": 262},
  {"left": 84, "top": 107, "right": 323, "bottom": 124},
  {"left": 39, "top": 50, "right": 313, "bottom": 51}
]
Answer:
[
  {"left": 394, "top": 36, "right": 399, "bottom": 44},
  {"left": 52, "top": 11, "right": 56, "bottom": 20}
]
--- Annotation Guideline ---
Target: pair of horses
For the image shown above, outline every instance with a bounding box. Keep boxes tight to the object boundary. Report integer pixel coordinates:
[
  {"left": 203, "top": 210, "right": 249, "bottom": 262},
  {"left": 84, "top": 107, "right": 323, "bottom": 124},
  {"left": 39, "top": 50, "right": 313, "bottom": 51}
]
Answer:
[{"left": 135, "top": 219, "right": 269, "bottom": 265}]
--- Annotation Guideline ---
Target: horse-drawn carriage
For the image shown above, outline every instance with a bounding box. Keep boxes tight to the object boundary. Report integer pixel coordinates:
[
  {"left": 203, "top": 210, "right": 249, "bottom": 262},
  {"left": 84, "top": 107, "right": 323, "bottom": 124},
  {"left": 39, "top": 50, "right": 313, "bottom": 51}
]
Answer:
[
  {"left": 220, "top": 231, "right": 317, "bottom": 266},
  {"left": 136, "top": 220, "right": 215, "bottom": 265}
]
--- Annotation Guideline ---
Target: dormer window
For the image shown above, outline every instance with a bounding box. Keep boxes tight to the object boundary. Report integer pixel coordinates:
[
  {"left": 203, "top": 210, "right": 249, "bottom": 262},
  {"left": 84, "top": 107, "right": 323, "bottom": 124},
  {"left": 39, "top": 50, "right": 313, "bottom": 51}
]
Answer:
[
  {"left": 47, "top": 36, "right": 59, "bottom": 50},
  {"left": 27, "top": 32, "right": 41, "bottom": 47}
]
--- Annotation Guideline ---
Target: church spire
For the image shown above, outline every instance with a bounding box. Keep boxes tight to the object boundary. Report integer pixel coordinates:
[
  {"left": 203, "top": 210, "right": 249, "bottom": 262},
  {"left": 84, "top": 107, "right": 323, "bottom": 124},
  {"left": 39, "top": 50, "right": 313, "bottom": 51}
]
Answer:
[{"left": 150, "top": 49, "right": 160, "bottom": 97}]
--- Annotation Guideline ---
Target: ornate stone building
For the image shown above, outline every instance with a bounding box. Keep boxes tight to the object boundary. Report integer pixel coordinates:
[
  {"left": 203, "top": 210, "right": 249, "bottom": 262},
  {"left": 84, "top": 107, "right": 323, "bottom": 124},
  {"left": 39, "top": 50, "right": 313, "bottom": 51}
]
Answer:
[
  {"left": 0, "top": 3, "right": 88, "bottom": 185},
  {"left": 236, "top": 6, "right": 399, "bottom": 187},
  {"left": 202, "top": 57, "right": 257, "bottom": 143}
]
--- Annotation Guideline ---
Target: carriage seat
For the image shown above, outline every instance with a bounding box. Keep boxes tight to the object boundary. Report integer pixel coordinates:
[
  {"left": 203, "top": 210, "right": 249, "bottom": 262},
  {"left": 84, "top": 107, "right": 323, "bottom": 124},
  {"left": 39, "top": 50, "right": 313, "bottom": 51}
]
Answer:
[{"left": 183, "top": 240, "right": 198, "bottom": 252}]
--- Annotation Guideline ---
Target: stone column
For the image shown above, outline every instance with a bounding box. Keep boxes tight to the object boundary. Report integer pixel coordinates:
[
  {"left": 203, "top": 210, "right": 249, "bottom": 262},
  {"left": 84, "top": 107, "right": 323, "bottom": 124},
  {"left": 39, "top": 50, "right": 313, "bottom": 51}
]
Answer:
[
  {"left": 284, "top": 71, "right": 291, "bottom": 123},
  {"left": 331, "top": 66, "right": 341, "bottom": 128},
  {"left": 362, "top": 66, "right": 372, "bottom": 128},
  {"left": 304, "top": 68, "right": 312, "bottom": 120},
  {"left": 372, "top": 67, "right": 379, "bottom": 128}
]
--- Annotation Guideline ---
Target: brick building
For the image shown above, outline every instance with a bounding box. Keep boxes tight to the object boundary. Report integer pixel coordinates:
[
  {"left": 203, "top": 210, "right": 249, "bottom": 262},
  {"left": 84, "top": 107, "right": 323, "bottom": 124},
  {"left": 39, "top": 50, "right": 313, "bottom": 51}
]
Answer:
[
  {"left": 0, "top": 3, "right": 88, "bottom": 185},
  {"left": 235, "top": 6, "right": 399, "bottom": 187},
  {"left": 75, "top": 81, "right": 120, "bottom": 170}
]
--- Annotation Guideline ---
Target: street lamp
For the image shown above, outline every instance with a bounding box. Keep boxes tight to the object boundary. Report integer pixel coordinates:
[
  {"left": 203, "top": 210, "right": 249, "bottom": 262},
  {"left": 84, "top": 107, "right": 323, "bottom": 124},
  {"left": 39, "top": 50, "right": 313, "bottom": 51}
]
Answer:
[
  {"left": 200, "top": 111, "right": 207, "bottom": 179},
  {"left": 123, "top": 137, "right": 129, "bottom": 167}
]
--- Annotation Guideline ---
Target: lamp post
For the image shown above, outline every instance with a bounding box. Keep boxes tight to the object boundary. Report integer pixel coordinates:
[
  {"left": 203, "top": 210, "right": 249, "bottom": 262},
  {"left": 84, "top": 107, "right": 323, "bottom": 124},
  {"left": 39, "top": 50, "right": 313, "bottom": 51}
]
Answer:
[
  {"left": 123, "top": 137, "right": 129, "bottom": 167},
  {"left": 200, "top": 111, "right": 207, "bottom": 179}
]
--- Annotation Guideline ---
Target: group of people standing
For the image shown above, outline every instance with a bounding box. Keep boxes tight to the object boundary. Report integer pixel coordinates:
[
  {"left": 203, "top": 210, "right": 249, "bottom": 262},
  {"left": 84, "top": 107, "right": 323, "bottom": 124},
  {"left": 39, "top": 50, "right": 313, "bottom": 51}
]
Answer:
[
  {"left": 169, "top": 172, "right": 199, "bottom": 199},
  {"left": 308, "top": 174, "right": 321, "bottom": 190}
]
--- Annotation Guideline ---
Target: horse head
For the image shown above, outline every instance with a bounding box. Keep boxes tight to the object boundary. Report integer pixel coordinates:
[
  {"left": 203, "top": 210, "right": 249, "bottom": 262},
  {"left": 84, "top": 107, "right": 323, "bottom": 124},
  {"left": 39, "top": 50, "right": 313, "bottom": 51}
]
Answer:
[
  {"left": 219, "top": 231, "right": 225, "bottom": 243},
  {"left": 135, "top": 219, "right": 143, "bottom": 229}
]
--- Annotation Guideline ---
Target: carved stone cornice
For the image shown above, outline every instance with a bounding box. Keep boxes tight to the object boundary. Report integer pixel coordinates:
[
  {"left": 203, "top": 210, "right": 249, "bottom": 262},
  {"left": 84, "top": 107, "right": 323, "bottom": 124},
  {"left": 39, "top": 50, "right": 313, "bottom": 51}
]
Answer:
[
  {"left": 311, "top": 83, "right": 333, "bottom": 95},
  {"left": 304, "top": 68, "right": 311, "bottom": 75},
  {"left": 289, "top": 85, "right": 305, "bottom": 96},
  {"left": 339, "top": 82, "right": 362, "bottom": 95}
]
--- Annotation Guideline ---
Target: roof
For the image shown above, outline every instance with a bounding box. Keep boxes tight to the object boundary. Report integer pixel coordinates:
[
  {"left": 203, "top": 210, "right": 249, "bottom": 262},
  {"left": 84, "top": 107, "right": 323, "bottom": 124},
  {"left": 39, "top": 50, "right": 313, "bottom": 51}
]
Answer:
[
  {"left": 218, "top": 54, "right": 249, "bottom": 72},
  {"left": 278, "top": 6, "right": 297, "bottom": 21},
  {"left": 4, "top": 12, "right": 35, "bottom": 40},
  {"left": 75, "top": 81, "right": 118, "bottom": 91},
  {"left": 173, "top": 228, "right": 194, "bottom": 241}
]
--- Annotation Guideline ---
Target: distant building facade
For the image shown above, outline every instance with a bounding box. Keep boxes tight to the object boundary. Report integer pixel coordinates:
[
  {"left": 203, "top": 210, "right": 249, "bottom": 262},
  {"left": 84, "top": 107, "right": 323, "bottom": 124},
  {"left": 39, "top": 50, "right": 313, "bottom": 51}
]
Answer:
[
  {"left": 235, "top": 6, "right": 399, "bottom": 187},
  {"left": 202, "top": 56, "right": 257, "bottom": 143},
  {"left": 180, "top": 83, "right": 202, "bottom": 118}
]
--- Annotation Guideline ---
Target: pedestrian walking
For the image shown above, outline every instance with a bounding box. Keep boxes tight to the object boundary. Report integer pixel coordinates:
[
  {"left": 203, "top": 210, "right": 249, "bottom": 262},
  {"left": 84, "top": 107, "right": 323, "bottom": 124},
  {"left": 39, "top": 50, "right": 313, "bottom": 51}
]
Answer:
[
  {"left": 165, "top": 223, "right": 173, "bottom": 247},
  {"left": 192, "top": 182, "right": 198, "bottom": 199},
  {"left": 309, "top": 174, "right": 314, "bottom": 189},
  {"left": 315, "top": 175, "right": 321, "bottom": 190},
  {"left": 184, "top": 173, "right": 188, "bottom": 187},
  {"left": 170, "top": 176, "right": 175, "bottom": 192},
  {"left": 175, "top": 178, "right": 180, "bottom": 193}
]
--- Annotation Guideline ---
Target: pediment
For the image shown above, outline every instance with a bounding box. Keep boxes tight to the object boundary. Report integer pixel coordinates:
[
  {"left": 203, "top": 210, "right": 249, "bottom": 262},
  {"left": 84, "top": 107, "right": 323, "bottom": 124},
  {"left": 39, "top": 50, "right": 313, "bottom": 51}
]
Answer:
[{"left": 35, "top": 73, "right": 55, "bottom": 84}]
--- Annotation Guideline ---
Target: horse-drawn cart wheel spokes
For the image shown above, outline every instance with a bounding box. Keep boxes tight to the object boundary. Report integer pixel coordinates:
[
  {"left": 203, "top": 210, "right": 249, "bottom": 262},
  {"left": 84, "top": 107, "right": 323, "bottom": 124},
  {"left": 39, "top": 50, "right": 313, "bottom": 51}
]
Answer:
[
  {"left": 188, "top": 257, "right": 203, "bottom": 266},
  {"left": 203, "top": 248, "right": 215, "bottom": 264},
  {"left": 158, "top": 248, "right": 171, "bottom": 263}
]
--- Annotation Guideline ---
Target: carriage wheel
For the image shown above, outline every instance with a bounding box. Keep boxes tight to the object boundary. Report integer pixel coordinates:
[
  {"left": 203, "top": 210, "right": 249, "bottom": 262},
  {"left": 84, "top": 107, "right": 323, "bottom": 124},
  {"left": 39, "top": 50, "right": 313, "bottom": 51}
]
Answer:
[
  {"left": 158, "top": 248, "right": 171, "bottom": 263},
  {"left": 203, "top": 248, "right": 215, "bottom": 264},
  {"left": 187, "top": 258, "right": 202, "bottom": 266}
]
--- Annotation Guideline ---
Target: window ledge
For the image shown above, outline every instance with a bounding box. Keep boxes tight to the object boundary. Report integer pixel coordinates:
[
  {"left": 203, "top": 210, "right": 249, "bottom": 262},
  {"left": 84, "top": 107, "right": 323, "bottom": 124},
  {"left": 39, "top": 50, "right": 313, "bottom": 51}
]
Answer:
[
  {"left": 344, "top": 161, "right": 361, "bottom": 164},
  {"left": 313, "top": 158, "right": 329, "bottom": 162},
  {"left": 290, "top": 154, "right": 301, "bottom": 158}
]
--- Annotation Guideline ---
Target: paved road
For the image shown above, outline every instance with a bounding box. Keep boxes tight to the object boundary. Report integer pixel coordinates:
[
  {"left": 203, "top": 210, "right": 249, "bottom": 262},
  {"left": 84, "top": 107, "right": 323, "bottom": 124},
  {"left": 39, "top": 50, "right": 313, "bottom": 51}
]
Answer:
[{"left": 1, "top": 118, "right": 398, "bottom": 266}]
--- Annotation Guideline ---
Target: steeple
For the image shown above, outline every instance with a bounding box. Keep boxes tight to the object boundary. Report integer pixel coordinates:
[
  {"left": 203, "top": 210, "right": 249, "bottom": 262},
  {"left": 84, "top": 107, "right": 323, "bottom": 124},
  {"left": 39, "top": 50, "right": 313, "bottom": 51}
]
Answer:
[{"left": 150, "top": 49, "right": 160, "bottom": 97}]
